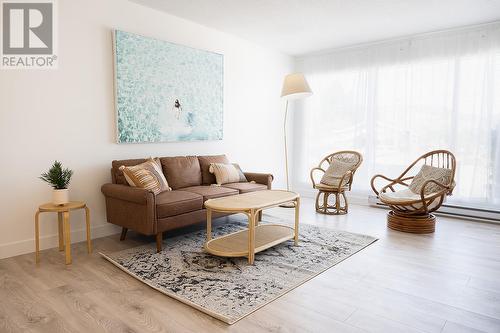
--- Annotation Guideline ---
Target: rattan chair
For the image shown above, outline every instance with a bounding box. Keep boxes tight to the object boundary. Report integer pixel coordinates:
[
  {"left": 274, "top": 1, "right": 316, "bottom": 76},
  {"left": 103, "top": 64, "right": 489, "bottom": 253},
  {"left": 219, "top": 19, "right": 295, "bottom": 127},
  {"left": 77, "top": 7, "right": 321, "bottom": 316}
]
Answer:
[
  {"left": 310, "top": 151, "right": 363, "bottom": 215},
  {"left": 371, "top": 150, "right": 456, "bottom": 233}
]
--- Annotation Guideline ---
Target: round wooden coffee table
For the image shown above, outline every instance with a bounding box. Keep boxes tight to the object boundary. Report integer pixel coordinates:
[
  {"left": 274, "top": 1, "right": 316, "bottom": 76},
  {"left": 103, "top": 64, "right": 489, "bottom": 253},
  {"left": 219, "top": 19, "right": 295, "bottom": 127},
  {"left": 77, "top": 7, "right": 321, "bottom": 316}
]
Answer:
[
  {"left": 35, "top": 201, "right": 91, "bottom": 265},
  {"left": 204, "top": 190, "right": 300, "bottom": 265}
]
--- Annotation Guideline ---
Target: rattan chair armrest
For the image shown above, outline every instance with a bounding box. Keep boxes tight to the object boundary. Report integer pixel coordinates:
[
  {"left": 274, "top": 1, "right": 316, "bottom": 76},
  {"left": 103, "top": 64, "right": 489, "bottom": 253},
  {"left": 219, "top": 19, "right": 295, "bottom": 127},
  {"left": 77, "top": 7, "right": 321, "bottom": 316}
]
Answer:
[
  {"left": 310, "top": 167, "right": 325, "bottom": 188},
  {"left": 348, "top": 170, "right": 357, "bottom": 190},
  {"left": 380, "top": 177, "right": 414, "bottom": 194},
  {"left": 370, "top": 174, "right": 396, "bottom": 195},
  {"left": 337, "top": 170, "right": 353, "bottom": 192},
  {"left": 399, "top": 176, "right": 414, "bottom": 186},
  {"left": 448, "top": 181, "right": 456, "bottom": 195},
  {"left": 419, "top": 179, "right": 451, "bottom": 201}
]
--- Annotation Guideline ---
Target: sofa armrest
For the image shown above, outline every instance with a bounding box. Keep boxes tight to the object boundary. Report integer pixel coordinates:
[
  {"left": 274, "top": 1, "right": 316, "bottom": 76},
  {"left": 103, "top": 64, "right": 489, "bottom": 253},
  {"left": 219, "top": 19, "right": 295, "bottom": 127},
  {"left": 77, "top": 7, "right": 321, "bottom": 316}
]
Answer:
[
  {"left": 101, "top": 183, "right": 156, "bottom": 235},
  {"left": 244, "top": 172, "right": 274, "bottom": 189},
  {"left": 101, "top": 183, "right": 153, "bottom": 204}
]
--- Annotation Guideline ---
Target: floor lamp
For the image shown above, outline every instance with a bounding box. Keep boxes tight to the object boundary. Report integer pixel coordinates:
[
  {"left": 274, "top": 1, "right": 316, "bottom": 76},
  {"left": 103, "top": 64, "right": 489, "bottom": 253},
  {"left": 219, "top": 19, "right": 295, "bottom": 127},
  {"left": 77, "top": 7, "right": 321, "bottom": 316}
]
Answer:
[{"left": 280, "top": 73, "right": 313, "bottom": 208}]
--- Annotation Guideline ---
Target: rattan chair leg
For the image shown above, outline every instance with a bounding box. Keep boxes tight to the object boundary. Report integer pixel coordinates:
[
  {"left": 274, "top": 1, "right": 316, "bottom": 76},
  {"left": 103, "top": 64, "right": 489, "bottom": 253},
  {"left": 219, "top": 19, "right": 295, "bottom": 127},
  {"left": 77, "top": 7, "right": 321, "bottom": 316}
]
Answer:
[
  {"left": 323, "top": 192, "right": 328, "bottom": 214},
  {"left": 315, "top": 190, "right": 348, "bottom": 215},
  {"left": 342, "top": 192, "right": 348, "bottom": 213}
]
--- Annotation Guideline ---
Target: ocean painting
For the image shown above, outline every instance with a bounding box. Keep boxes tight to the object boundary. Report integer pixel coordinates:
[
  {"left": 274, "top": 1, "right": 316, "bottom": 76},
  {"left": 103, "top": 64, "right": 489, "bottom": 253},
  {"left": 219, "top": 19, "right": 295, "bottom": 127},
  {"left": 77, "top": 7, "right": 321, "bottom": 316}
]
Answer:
[{"left": 113, "top": 30, "right": 223, "bottom": 143}]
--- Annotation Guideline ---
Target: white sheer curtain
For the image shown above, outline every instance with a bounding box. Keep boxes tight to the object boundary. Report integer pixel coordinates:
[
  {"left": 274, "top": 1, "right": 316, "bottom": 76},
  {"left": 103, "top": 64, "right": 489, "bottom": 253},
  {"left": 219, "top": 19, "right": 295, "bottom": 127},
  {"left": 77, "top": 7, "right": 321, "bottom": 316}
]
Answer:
[{"left": 293, "top": 22, "right": 500, "bottom": 209}]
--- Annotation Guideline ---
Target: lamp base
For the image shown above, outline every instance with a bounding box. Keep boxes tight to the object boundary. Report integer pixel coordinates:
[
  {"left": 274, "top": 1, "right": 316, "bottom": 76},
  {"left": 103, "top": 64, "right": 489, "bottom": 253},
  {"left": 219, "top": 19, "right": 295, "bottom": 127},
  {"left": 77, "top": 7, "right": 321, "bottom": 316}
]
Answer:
[{"left": 279, "top": 201, "right": 296, "bottom": 208}]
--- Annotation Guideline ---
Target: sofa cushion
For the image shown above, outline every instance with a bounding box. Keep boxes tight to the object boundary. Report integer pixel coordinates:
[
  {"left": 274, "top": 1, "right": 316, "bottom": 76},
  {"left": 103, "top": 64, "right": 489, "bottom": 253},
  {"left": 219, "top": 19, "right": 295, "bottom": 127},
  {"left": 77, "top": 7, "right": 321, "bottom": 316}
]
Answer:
[
  {"left": 112, "top": 158, "right": 147, "bottom": 185},
  {"left": 182, "top": 185, "right": 238, "bottom": 202},
  {"left": 198, "top": 155, "right": 229, "bottom": 185},
  {"left": 222, "top": 182, "right": 267, "bottom": 194},
  {"left": 156, "top": 190, "right": 203, "bottom": 218},
  {"left": 160, "top": 156, "right": 202, "bottom": 190}
]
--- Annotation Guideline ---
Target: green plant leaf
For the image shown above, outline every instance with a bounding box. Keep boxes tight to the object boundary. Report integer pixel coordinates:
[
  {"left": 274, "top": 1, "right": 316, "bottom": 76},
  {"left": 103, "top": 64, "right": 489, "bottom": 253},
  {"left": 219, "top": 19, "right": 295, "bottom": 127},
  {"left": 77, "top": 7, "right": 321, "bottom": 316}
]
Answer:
[{"left": 39, "top": 160, "right": 73, "bottom": 189}]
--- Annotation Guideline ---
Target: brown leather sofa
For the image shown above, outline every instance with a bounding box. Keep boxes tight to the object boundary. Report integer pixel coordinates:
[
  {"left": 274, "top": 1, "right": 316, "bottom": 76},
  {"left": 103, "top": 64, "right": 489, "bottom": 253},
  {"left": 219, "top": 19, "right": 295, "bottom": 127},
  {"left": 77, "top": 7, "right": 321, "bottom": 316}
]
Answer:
[{"left": 101, "top": 155, "right": 273, "bottom": 252}]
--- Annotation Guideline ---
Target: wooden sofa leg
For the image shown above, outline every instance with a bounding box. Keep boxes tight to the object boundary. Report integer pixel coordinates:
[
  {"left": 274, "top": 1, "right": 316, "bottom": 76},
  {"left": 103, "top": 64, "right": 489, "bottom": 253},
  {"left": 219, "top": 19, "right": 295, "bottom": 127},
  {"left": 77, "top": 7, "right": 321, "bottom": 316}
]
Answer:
[
  {"left": 120, "top": 227, "right": 128, "bottom": 241},
  {"left": 156, "top": 232, "right": 163, "bottom": 253}
]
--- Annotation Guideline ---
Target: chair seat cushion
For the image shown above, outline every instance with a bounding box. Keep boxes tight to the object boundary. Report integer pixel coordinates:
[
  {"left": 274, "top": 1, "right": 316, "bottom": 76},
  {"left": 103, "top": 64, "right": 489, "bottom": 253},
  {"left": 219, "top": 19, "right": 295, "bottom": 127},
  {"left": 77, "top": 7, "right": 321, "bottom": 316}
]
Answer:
[
  {"left": 222, "top": 182, "right": 267, "bottom": 193},
  {"left": 156, "top": 190, "right": 203, "bottom": 218},
  {"left": 314, "top": 183, "right": 348, "bottom": 191},
  {"left": 379, "top": 188, "right": 443, "bottom": 210},
  {"left": 182, "top": 185, "right": 238, "bottom": 202}
]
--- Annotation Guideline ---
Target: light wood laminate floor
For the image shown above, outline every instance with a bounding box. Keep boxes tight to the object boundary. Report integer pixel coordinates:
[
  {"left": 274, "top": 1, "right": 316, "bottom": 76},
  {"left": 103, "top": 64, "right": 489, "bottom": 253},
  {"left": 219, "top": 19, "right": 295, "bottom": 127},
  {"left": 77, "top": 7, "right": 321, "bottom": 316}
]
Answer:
[{"left": 1, "top": 198, "right": 500, "bottom": 333}]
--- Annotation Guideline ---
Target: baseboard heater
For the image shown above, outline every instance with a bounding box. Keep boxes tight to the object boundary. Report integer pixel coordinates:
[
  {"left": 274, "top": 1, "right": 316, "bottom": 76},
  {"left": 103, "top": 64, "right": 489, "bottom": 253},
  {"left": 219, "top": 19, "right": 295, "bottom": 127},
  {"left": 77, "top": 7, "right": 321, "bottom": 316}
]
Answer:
[{"left": 368, "top": 195, "right": 500, "bottom": 223}]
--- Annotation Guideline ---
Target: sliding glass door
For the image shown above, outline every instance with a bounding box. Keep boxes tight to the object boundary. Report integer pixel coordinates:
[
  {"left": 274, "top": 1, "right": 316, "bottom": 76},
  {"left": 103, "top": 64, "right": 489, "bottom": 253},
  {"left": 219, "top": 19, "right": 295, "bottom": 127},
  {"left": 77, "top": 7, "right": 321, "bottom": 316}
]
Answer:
[{"left": 294, "top": 23, "right": 500, "bottom": 209}]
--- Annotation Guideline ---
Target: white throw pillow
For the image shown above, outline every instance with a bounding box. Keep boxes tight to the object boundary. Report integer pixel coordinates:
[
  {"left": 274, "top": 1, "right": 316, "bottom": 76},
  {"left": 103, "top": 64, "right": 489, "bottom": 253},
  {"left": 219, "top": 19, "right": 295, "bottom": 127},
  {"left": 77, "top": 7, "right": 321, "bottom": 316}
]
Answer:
[
  {"left": 409, "top": 165, "right": 452, "bottom": 195},
  {"left": 320, "top": 159, "right": 354, "bottom": 187},
  {"left": 209, "top": 163, "right": 247, "bottom": 185}
]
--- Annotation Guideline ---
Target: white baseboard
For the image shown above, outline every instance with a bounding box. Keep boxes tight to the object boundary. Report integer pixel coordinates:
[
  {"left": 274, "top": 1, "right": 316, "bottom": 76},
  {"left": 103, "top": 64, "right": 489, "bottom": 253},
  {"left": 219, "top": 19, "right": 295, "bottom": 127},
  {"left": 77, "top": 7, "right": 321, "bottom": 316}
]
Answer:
[
  {"left": 0, "top": 188, "right": 368, "bottom": 260},
  {"left": 368, "top": 195, "right": 500, "bottom": 224},
  {"left": 0, "top": 223, "right": 121, "bottom": 259}
]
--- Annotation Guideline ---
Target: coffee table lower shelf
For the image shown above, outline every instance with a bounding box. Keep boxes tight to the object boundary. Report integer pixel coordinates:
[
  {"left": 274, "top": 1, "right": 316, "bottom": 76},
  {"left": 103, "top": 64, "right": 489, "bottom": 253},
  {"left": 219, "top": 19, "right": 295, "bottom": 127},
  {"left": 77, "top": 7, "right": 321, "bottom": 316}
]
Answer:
[{"left": 205, "top": 224, "right": 294, "bottom": 257}]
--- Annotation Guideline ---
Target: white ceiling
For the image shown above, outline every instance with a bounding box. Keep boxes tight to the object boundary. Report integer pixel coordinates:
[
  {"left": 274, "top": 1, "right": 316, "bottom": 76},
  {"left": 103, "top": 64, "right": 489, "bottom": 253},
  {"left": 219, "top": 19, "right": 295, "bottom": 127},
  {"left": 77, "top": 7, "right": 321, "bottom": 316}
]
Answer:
[{"left": 131, "top": 0, "right": 500, "bottom": 56}]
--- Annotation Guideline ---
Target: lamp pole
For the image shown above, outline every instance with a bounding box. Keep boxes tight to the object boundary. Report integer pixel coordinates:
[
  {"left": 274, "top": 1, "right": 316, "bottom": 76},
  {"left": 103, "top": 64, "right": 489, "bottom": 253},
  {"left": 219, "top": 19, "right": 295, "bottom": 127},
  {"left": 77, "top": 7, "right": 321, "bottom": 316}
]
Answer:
[{"left": 283, "top": 99, "right": 290, "bottom": 191}]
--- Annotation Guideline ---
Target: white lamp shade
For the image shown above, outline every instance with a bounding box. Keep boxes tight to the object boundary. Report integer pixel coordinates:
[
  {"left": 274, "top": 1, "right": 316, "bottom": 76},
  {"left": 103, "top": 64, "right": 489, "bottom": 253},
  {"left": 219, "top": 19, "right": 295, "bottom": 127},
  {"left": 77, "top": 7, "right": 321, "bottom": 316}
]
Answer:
[{"left": 281, "top": 73, "right": 313, "bottom": 100}]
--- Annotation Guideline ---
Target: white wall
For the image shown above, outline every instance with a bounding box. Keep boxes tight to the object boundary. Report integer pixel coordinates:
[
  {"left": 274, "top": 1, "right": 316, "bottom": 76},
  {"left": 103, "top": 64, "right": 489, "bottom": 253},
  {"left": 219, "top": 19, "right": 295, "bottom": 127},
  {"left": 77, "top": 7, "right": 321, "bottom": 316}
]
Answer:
[{"left": 0, "top": 0, "right": 292, "bottom": 258}]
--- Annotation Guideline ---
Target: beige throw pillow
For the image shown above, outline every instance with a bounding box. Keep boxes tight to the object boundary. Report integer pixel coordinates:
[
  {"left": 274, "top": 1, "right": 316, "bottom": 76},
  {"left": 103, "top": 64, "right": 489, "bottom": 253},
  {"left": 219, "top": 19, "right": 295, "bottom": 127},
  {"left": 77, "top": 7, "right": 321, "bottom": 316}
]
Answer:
[
  {"left": 119, "top": 158, "right": 171, "bottom": 194},
  {"left": 231, "top": 163, "right": 248, "bottom": 182},
  {"left": 320, "top": 159, "right": 354, "bottom": 188},
  {"left": 209, "top": 163, "right": 247, "bottom": 185},
  {"left": 409, "top": 165, "right": 452, "bottom": 195}
]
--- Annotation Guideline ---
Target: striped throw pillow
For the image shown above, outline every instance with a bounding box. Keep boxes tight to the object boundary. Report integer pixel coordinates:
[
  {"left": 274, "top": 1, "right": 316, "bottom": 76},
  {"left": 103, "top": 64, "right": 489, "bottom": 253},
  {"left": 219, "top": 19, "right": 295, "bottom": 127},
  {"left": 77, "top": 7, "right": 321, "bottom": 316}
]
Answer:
[
  {"left": 119, "top": 158, "right": 171, "bottom": 194},
  {"left": 209, "top": 163, "right": 247, "bottom": 185}
]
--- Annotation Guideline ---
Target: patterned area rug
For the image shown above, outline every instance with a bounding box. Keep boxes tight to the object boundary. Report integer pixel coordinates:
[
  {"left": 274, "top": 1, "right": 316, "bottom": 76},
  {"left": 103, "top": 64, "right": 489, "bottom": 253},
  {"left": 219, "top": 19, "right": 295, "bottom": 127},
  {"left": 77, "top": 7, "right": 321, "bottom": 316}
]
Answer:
[{"left": 101, "top": 217, "right": 377, "bottom": 324}]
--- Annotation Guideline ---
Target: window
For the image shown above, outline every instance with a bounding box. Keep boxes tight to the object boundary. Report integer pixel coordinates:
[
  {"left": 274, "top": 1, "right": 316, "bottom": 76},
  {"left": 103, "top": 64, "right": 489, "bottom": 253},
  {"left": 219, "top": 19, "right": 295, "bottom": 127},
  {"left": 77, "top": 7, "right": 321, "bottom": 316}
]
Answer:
[{"left": 294, "top": 23, "right": 500, "bottom": 209}]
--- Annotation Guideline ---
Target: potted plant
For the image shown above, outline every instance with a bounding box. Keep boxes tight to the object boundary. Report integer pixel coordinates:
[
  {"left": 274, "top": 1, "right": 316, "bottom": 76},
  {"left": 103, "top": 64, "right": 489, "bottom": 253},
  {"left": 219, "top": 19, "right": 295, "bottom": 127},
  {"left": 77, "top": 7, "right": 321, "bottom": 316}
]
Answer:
[{"left": 40, "top": 161, "right": 73, "bottom": 205}]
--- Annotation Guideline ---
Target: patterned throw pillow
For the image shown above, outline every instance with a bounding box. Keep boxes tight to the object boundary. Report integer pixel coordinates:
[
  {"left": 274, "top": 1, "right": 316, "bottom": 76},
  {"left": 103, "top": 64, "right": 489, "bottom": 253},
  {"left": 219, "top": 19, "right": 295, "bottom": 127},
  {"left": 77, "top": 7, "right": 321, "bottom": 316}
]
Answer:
[
  {"left": 409, "top": 165, "right": 452, "bottom": 195},
  {"left": 231, "top": 163, "right": 249, "bottom": 182},
  {"left": 209, "top": 163, "right": 247, "bottom": 185},
  {"left": 119, "top": 158, "right": 171, "bottom": 194},
  {"left": 320, "top": 159, "right": 354, "bottom": 187}
]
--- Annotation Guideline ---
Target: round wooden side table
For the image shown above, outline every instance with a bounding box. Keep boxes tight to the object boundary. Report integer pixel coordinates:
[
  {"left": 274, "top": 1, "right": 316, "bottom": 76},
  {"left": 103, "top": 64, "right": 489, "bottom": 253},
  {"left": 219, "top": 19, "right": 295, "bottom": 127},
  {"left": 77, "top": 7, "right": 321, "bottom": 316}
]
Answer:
[{"left": 35, "top": 201, "right": 92, "bottom": 265}]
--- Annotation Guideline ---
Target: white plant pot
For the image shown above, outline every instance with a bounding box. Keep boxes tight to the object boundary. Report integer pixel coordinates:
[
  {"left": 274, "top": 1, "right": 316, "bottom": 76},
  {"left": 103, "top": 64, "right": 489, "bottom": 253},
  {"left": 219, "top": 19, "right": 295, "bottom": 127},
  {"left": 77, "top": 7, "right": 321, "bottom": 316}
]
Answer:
[{"left": 52, "top": 189, "right": 69, "bottom": 205}]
